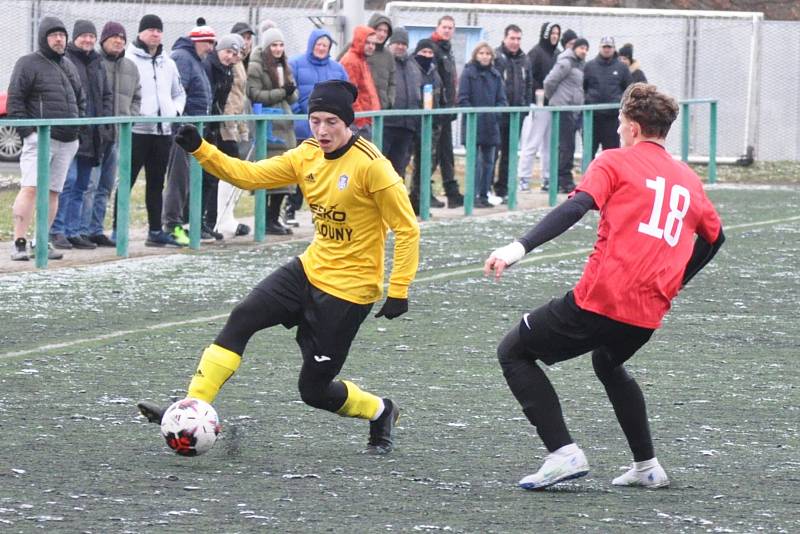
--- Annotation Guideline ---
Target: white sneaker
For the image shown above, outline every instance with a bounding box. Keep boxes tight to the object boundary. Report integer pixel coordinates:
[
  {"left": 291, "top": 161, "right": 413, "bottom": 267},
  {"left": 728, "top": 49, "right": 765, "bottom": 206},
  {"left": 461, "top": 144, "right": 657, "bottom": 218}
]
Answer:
[
  {"left": 612, "top": 459, "right": 670, "bottom": 488},
  {"left": 518, "top": 444, "right": 589, "bottom": 490}
]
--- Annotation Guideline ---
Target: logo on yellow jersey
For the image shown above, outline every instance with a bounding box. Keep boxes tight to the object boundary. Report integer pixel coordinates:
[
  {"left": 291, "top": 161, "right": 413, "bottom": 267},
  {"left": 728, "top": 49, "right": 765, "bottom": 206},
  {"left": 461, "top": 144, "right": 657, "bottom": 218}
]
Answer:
[
  {"left": 305, "top": 173, "right": 315, "bottom": 183},
  {"left": 337, "top": 174, "right": 349, "bottom": 190}
]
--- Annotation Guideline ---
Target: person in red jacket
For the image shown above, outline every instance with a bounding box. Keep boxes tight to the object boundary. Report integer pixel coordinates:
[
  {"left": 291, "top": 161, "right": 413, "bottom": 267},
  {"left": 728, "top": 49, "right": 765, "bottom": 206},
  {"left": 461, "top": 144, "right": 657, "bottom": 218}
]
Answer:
[{"left": 339, "top": 25, "right": 380, "bottom": 140}]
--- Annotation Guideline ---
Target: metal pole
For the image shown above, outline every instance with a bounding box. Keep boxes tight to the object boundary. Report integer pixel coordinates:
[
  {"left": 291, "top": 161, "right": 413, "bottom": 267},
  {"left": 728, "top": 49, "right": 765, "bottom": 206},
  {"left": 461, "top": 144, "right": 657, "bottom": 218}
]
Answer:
[
  {"left": 34, "top": 125, "right": 51, "bottom": 268},
  {"left": 507, "top": 111, "right": 520, "bottom": 210},
  {"left": 115, "top": 122, "right": 132, "bottom": 258},
  {"left": 681, "top": 102, "right": 690, "bottom": 163},
  {"left": 464, "top": 112, "right": 477, "bottom": 215},
  {"left": 372, "top": 115, "right": 383, "bottom": 151},
  {"left": 188, "top": 122, "right": 203, "bottom": 250},
  {"left": 582, "top": 109, "right": 593, "bottom": 173},
  {"left": 254, "top": 119, "right": 267, "bottom": 242},
  {"left": 709, "top": 101, "right": 718, "bottom": 184},
  {"left": 419, "top": 113, "right": 432, "bottom": 221},
  {"left": 548, "top": 110, "right": 560, "bottom": 207}
]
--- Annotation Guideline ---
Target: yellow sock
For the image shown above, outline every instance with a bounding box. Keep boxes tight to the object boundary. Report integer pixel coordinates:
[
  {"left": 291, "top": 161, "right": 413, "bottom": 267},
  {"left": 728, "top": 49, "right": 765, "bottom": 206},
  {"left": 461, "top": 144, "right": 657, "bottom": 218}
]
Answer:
[
  {"left": 186, "top": 344, "right": 242, "bottom": 403},
  {"left": 336, "top": 380, "right": 382, "bottom": 420}
]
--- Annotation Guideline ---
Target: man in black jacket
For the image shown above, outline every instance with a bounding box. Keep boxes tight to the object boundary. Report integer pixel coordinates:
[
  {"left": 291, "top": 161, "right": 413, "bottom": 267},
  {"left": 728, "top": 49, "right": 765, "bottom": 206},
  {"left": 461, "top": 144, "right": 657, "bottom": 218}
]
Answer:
[
  {"left": 518, "top": 22, "right": 560, "bottom": 192},
  {"left": 493, "top": 24, "right": 532, "bottom": 201},
  {"left": 50, "top": 19, "right": 113, "bottom": 251},
  {"left": 583, "top": 36, "right": 632, "bottom": 161},
  {"left": 8, "top": 16, "right": 85, "bottom": 261}
]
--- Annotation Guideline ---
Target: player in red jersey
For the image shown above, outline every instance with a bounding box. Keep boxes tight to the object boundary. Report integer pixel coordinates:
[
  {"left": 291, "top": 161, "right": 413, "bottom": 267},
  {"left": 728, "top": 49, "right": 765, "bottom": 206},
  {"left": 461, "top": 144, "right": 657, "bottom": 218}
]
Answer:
[{"left": 484, "top": 83, "right": 724, "bottom": 491}]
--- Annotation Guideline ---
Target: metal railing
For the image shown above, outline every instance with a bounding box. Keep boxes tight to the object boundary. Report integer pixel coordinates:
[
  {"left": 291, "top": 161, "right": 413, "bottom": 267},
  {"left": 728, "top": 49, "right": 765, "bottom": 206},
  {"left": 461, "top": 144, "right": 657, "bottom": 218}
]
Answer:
[{"left": 0, "top": 98, "right": 717, "bottom": 268}]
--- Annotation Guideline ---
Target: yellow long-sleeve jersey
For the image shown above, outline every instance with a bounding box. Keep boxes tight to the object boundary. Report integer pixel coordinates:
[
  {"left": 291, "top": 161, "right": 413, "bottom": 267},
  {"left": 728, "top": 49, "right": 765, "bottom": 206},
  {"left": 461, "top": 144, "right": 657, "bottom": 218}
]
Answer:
[{"left": 193, "top": 135, "right": 420, "bottom": 304}]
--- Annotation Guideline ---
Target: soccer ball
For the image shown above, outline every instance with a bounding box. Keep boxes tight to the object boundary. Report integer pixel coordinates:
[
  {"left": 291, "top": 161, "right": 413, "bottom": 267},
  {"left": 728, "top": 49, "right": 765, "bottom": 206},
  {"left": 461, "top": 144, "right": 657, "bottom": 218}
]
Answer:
[{"left": 160, "top": 398, "right": 220, "bottom": 456}]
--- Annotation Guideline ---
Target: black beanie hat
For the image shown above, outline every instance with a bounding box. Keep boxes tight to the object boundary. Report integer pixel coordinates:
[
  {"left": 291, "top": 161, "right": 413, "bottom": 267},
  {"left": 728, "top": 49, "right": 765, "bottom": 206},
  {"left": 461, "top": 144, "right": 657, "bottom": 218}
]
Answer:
[
  {"left": 573, "top": 37, "right": 589, "bottom": 51},
  {"left": 619, "top": 43, "right": 634, "bottom": 60},
  {"left": 414, "top": 38, "right": 435, "bottom": 54},
  {"left": 308, "top": 80, "right": 358, "bottom": 126},
  {"left": 561, "top": 29, "right": 577, "bottom": 48},
  {"left": 138, "top": 14, "right": 163, "bottom": 33}
]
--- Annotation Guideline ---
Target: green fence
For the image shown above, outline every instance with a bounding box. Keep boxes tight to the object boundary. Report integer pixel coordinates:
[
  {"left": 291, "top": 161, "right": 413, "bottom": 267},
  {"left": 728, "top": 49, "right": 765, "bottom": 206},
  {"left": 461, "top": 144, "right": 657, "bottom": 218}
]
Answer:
[{"left": 0, "top": 98, "right": 717, "bottom": 268}]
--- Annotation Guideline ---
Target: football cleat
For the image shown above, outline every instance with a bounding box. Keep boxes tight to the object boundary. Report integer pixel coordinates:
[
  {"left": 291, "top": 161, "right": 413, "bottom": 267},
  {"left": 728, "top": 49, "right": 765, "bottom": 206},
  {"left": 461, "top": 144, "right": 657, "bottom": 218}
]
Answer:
[
  {"left": 612, "top": 461, "right": 670, "bottom": 488},
  {"left": 365, "top": 399, "right": 400, "bottom": 455},
  {"left": 137, "top": 400, "right": 167, "bottom": 425},
  {"left": 518, "top": 446, "right": 589, "bottom": 490}
]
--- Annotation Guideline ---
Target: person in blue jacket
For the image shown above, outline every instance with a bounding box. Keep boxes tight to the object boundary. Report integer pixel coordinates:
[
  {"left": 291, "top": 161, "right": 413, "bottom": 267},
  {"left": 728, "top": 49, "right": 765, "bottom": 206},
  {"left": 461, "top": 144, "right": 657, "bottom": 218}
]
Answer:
[
  {"left": 458, "top": 41, "right": 507, "bottom": 208},
  {"left": 284, "top": 30, "right": 349, "bottom": 225}
]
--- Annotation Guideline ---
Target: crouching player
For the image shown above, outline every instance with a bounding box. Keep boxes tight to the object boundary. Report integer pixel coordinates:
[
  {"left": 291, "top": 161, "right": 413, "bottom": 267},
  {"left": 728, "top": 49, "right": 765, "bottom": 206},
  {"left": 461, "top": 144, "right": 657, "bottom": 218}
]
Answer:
[
  {"left": 139, "top": 81, "right": 420, "bottom": 454},
  {"left": 484, "top": 83, "right": 724, "bottom": 489}
]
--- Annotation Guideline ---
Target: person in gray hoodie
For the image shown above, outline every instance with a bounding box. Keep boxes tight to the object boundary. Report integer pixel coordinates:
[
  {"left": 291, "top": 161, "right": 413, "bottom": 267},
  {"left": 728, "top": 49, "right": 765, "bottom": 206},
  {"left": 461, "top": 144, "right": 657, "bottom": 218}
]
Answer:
[
  {"left": 543, "top": 37, "right": 588, "bottom": 193},
  {"left": 366, "top": 13, "right": 396, "bottom": 111}
]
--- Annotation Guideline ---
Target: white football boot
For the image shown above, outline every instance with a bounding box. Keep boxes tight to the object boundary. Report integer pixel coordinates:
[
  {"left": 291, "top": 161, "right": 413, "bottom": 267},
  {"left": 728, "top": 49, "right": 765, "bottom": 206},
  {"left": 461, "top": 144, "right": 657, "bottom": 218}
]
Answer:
[
  {"left": 612, "top": 458, "right": 670, "bottom": 488},
  {"left": 519, "top": 444, "right": 590, "bottom": 490}
]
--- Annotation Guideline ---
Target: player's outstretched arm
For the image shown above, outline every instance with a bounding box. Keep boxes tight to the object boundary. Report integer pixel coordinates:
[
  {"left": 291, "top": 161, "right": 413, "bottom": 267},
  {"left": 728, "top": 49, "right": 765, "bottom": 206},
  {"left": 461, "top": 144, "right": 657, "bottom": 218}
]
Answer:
[
  {"left": 484, "top": 191, "right": 596, "bottom": 280},
  {"left": 177, "top": 124, "right": 297, "bottom": 191}
]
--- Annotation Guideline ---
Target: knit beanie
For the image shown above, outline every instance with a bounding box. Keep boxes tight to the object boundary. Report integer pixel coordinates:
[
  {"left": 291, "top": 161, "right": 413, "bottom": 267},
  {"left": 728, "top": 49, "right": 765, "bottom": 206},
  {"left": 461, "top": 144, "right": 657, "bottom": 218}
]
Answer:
[
  {"left": 619, "top": 43, "right": 634, "bottom": 61},
  {"left": 414, "top": 38, "right": 435, "bottom": 54},
  {"left": 561, "top": 29, "right": 577, "bottom": 48},
  {"left": 216, "top": 33, "right": 244, "bottom": 54},
  {"left": 259, "top": 27, "right": 284, "bottom": 49},
  {"left": 258, "top": 20, "right": 277, "bottom": 35},
  {"left": 308, "top": 80, "right": 358, "bottom": 126},
  {"left": 390, "top": 27, "right": 409, "bottom": 46},
  {"left": 138, "top": 14, "right": 163, "bottom": 33},
  {"left": 100, "top": 21, "right": 127, "bottom": 44},
  {"left": 573, "top": 38, "right": 589, "bottom": 51},
  {"left": 189, "top": 18, "right": 216, "bottom": 42},
  {"left": 72, "top": 19, "right": 96, "bottom": 40}
]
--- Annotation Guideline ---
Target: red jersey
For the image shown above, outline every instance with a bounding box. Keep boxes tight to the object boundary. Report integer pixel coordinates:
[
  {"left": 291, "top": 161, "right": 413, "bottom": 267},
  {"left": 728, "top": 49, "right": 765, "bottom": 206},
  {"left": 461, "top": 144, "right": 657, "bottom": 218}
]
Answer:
[{"left": 573, "top": 141, "right": 721, "bottom": 329}]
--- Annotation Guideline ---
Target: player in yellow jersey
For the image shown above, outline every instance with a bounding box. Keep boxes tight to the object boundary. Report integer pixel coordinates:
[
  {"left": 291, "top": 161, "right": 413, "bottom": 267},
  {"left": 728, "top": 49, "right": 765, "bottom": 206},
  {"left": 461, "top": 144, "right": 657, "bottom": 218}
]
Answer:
[{"left": 138, "top": 80, "right": 420, "bottom": 454}]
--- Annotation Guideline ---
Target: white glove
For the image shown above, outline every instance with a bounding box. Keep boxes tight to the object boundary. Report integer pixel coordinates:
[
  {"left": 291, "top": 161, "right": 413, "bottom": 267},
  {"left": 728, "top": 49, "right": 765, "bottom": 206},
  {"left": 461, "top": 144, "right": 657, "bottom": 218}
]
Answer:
[{"left": 490, "top": 241, "right": 526, "bottom": 267}]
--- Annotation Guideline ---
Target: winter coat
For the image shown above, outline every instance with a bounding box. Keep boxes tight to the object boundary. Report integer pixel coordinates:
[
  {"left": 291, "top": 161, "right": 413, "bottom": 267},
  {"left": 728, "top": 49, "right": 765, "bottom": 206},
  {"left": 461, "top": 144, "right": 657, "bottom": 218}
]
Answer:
[
  {"left": 415, "top": 56, "right": 444, "bottom": 110},
  {"left": 629, "top": 60, "right": 648, "bottom": 84},
  {"left": 528, "top": 22, "right": 561, "bottom": 94},
  {"left": 101, "top": 47, "right": 141, "bottom": 143},
  {"left": 202, "top": 50, "right": 234, "bottom": 141},
  {"left": 583, "top": 54, "right": 632, "bottom": 116},
  {"left": 127, "top": 39, "right": 185, "bottom": 135},
  {"left": 288, "top": 29, "right": 349, "bottom": 140},
  {"left": 431, "top": 32, "right": 457, "bottom": 122},
  {"left": 221, "top": 61, "right": 248, "bottom": 143},
  {"left": 171, "top": 37, "right": 212, "bottom": 117},
  {"left": 543, "top": 48, "right": 584, "bottom": 107},
  {"left": 385, "top": 52, "right": 422, "bottom": 133},
  {"left": 66, "top": 42, "right": 114, "bottom": 164},
  {"left": 340, "top": 25, "right": 380, "bottom": 128},
  {"left": 494, "top": 43, "right": 532, "bottom": 109},
  {"left": 7, "top": 16, "right": 86, "bottom": 142},
  {"left": 366, "top": 13, "right": 395, "bottom": 110},
  {"left": 457, "top": 61, "right": 507, "bottom": 147}
]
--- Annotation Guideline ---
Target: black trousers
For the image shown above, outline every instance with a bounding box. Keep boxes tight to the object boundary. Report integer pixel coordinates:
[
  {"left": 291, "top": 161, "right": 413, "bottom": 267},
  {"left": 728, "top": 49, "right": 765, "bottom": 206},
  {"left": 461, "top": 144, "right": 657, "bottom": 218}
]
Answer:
[
  {"left": 382, "top": 126, "right": 415, "bottom": 179},
  {"left": 434, "top": 119, "right": 460, "bottom": 197},
  {"left": 113, "top": 133, "right": 172, "bottom": 232},
  {"left": 591, "top": 112, "right": 620, "bottom": 161},
  {"left": 557, "top": 111, "right": 579, "bottom": 188},
  {"left": 493, "top": 116, "right": 522, "bottom": 197}
]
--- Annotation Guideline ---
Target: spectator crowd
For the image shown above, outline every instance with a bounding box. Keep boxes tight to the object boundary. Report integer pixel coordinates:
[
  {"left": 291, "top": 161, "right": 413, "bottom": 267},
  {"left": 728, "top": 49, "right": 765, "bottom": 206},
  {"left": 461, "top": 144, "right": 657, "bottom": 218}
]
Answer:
[{"left": 7, "top": 12, "right": 647, "bottom": 260}]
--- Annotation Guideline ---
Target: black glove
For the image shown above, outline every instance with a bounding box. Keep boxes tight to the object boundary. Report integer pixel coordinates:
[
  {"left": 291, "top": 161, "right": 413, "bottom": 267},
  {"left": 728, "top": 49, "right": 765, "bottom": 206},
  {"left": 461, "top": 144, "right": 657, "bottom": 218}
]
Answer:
[
  {"left": 374, "top": 297, "right": 408, "bottom": 320},
  {"left": 283, "top": 83, "right": 296, "bottom": 96},
  {"left": 175, "top": 124, "right": 202, "bottom": 152}
]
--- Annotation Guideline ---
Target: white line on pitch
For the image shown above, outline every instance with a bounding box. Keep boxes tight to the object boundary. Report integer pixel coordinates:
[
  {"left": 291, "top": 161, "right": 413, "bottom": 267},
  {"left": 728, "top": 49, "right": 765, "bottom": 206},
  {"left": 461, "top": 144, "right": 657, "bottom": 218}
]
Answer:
[{"left": 1, "top": 214, "right": 798, "bottom": 361}]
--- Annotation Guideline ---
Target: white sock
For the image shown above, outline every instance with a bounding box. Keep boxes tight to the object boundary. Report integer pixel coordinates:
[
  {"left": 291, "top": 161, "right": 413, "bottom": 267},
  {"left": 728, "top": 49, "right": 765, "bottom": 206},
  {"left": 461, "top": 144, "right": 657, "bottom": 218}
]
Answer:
[
  {"left": 634, "top": 457, "right": 659, "bottom": 470},
  {"left": 370, "top": 398, "right": 386, "bottom": 421},
  {"left": 553, "top": 443, "right": 580, "bottom": 456}
]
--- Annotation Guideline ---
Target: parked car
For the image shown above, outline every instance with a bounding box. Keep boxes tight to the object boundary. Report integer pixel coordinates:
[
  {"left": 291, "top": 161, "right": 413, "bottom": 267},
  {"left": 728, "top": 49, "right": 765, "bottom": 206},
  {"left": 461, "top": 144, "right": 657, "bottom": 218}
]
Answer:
[{"left": 0, "top": 91, "right": 23, "bottom": 162}]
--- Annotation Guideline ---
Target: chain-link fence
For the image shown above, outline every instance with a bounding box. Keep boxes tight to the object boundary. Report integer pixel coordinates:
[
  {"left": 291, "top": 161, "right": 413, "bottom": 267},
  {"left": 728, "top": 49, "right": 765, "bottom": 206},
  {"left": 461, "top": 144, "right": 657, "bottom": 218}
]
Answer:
[{"left": 2, "top": 1, "right": 797, "bottom": 161}]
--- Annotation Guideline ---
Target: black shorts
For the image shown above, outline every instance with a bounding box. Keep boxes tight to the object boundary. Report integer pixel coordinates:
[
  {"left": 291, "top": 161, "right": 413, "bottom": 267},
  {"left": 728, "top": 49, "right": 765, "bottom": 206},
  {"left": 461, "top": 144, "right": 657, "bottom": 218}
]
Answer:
[
  {"left": 517, "top": 291, "right": 654, "bottom": 366},
  {"left": 252, "top": 258, "right": 373, "bottom": 374}
]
